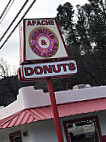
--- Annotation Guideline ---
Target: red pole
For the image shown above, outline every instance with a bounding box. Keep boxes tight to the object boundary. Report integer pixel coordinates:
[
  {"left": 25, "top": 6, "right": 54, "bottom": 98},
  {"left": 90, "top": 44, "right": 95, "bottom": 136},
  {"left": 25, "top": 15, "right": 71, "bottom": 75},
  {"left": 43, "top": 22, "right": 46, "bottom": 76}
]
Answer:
[{"left": 47, "top": 77, "right": 64, "bottom": 142}]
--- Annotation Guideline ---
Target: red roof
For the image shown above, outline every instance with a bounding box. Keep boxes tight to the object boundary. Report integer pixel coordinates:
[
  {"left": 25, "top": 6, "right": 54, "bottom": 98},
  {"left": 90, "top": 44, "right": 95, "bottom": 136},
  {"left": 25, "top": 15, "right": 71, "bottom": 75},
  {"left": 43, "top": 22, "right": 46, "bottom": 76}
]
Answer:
[{"left": 0, "top": 98, "right": 106, "bottom": 129}]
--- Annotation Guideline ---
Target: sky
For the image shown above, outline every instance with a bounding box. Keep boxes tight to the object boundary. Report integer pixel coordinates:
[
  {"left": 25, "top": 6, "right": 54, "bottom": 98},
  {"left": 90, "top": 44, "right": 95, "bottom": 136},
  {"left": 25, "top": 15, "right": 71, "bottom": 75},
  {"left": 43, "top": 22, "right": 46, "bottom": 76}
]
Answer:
[{"left": 0, "top": 0, "right": 88, "bottom": 73}]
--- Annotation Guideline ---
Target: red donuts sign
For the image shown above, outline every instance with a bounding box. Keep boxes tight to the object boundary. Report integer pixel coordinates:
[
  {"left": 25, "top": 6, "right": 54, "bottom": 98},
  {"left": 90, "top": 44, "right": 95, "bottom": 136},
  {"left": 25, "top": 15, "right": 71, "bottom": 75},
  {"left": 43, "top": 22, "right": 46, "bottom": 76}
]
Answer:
[{"left": 18, "top": 60, "right": 77, "bottom": 81}]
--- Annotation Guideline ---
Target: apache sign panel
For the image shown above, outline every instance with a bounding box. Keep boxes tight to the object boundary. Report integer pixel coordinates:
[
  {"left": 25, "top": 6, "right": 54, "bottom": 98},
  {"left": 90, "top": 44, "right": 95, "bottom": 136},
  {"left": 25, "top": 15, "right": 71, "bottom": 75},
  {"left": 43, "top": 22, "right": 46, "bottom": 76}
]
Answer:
[
  {"left": 18, "top": 60, "right": 77, "bottom": 81},
  {"left": 19, "top": 18, "right": 69, "bottom": 64}
]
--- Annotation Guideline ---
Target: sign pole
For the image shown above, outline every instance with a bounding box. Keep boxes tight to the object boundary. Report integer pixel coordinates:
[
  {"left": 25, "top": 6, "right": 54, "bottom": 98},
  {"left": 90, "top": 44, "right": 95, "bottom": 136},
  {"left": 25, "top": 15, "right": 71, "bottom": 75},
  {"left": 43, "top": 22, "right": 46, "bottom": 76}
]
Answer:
[
  {"left": 47, "top": 77, "right": 64, "bottom": 142},
  {"left": 18, "top": 18, "right": 77, "bottom": 142}
]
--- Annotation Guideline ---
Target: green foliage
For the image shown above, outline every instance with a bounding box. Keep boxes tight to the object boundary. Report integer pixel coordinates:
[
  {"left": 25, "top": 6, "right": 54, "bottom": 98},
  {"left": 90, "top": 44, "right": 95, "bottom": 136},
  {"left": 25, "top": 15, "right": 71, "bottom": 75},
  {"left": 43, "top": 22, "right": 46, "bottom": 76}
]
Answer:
[
  {"left": 57, "top": 2, "right": 76, "bottom": 45},
  {"left": 57, "top": 0, "right": 106, "bottom": 58},
  {"left": 56, "top": 0, "right": 106, "bottom": 86},
  {"left": 82, "top": 0, "right": 106, "bottom": 59}
]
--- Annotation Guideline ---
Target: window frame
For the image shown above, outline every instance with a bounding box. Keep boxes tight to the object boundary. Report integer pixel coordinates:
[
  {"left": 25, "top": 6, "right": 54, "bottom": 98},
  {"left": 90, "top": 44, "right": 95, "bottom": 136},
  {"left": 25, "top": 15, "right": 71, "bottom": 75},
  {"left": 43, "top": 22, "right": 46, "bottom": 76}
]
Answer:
[
  {"left": 63, "top": 116, "right": 102, "bottom": 142},
  {"left": 9, "top": 131, "right": 22, "bottom": 142}
]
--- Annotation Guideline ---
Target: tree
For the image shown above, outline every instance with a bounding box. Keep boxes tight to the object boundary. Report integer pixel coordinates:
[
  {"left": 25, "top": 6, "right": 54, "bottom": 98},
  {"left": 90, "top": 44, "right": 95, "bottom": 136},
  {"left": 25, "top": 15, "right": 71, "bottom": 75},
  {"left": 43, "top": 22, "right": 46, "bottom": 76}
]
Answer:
[
  {"left": 0, "top": 58, "right": 10, "bottom": 78},
  {"left": 56, "top": 2, "right": 80, "bottom": 59},
  {"left": 56, "top": 1, "right": 106, "bottom": 86},
  {"left": 76, "top": 5, "right": 92, "bottom": 55},
  {"left": 81, "top": 0, "right": 106, "bottom": 60},
  {"left": 76, "top": 0, "right": 106, "bottom": 85}
]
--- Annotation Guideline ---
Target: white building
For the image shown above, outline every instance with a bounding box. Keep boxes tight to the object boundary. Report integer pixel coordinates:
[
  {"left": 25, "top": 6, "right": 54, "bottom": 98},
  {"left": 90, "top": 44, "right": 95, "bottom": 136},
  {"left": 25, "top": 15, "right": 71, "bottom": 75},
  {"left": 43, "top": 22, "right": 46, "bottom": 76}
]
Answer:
[{"left": 0, "top": 85, "right": 106, "bottom": 142}]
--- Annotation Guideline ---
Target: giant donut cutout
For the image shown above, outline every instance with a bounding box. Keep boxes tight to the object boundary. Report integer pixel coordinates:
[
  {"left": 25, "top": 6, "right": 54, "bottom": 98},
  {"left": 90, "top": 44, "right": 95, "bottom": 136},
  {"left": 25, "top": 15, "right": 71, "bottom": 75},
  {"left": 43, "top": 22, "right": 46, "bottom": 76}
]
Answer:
[{"left": 29, "top": 27, "right": 59, "bottom": 58}]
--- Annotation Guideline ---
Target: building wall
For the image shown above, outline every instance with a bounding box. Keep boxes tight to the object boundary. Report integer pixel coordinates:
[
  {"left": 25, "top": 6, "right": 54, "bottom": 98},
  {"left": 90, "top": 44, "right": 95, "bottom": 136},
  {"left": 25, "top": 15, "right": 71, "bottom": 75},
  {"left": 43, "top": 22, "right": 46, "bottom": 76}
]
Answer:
[
  {"left": 98, "top": 111, "right": 106, "bottom": 136},
  {"left": 0, "top": 119, "right": 64, "bottom": 142},
  {"left": 27, "top": 120, "right": 58, "bottom": 142},
  {"left": 0, "top": 111, "right": 106, "bottom": 142}
]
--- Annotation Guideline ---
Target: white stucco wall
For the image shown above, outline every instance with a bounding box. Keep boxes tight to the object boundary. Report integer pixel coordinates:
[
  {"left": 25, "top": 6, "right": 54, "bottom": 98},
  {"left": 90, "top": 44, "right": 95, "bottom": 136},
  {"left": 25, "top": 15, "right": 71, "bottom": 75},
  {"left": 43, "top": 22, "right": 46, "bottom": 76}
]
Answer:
[
  {"left": 0, "top": 85, "right": 106, "bottom": 120},
  {"left": 0, "top": 111, "right": 106, "bottom": 142},
  {"left": 0, "top": 119, "right": 63, "bottom": 142}
]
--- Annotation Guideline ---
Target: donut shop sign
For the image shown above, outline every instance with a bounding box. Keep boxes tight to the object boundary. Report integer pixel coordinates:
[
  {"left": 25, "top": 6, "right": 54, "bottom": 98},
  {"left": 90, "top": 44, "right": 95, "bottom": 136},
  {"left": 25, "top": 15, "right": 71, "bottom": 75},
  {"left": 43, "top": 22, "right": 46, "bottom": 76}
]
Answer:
[
  {"left": 20, "top": 18, "right": 69, "bottom": 64},
  {"left": 18, "top": 18, "right": 77, "bottom": 81}
]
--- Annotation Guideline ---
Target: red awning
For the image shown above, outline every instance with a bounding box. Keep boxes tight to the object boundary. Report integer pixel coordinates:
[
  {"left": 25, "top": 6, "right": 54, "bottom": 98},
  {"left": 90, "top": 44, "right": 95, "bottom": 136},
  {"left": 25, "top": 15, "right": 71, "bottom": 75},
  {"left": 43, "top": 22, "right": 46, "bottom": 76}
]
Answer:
[{"left": 0, "top": 98, "right": 106, "bottom": 129}]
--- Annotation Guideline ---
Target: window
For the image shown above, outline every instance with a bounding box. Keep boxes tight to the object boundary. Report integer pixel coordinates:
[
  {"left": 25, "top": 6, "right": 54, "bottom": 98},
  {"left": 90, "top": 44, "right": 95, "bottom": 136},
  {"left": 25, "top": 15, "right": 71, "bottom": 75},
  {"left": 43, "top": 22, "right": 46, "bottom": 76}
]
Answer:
[
  {"left": 9, "top": 131, "right": 22, "bottom": 142},
  {"left": 63, "top": 116, "right": 102, "bottom": 142}
]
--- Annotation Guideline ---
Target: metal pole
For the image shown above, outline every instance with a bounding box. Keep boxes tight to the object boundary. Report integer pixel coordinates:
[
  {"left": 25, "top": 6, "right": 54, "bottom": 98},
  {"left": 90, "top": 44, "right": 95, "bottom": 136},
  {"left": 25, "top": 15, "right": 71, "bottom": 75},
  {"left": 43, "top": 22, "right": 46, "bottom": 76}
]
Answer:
[{"left": 47, "top": 77, "right": 64, "bottom": 142}]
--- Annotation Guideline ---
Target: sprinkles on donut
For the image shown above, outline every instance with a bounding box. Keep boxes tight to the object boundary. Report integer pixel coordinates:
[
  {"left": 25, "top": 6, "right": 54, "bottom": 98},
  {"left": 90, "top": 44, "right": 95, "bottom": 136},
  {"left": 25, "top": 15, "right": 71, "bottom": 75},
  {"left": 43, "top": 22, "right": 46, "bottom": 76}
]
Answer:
[{"left": 29, "top": 27, "right": 59, "bottom": 58}]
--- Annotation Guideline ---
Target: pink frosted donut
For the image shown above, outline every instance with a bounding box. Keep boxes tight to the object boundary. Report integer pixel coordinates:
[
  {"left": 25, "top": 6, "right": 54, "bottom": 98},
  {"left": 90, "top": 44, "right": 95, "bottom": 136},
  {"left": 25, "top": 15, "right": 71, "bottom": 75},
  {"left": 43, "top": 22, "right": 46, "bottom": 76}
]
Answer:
[{"left": 29, "top": 27, "right": 59, "bottom": 58}]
